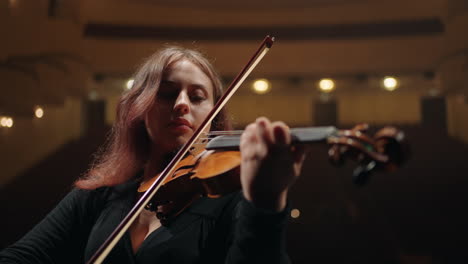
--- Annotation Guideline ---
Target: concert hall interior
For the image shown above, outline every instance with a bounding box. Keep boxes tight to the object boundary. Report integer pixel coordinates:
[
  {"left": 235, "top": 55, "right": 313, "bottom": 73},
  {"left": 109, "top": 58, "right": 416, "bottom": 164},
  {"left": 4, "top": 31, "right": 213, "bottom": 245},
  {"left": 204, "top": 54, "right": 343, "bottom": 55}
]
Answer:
[{"left": 1, "top": 0, "right": 468, "bottom": 263}]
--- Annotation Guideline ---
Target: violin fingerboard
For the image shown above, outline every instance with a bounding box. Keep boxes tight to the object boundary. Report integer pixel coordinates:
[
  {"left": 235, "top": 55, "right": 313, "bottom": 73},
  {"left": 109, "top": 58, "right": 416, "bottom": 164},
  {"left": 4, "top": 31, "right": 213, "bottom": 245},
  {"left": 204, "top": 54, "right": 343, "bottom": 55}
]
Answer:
[
  {"left": 205, "top": 126, "right": 337, "bottom": 150},
  {"left": 290, "top": 126, "right": 337, "bottom": 144},
  {"left": 206, "top": 135, "right": 241, "bottom": 150}
]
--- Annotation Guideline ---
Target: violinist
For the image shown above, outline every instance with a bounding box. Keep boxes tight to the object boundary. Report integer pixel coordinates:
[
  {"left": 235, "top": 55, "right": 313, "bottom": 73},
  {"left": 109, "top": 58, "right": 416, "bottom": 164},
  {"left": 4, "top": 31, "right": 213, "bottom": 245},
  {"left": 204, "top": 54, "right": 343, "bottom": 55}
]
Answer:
[{"left": 0, "top": 46, "right": 306, "bottom": 263}]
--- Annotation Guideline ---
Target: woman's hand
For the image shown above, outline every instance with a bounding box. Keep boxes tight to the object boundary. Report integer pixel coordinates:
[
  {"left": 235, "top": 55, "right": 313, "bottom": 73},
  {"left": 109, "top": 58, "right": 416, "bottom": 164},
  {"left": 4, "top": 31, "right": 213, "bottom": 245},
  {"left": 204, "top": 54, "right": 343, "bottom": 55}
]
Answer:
[{"left": 240, "top": 117, "right": 307, "bottom": 212}]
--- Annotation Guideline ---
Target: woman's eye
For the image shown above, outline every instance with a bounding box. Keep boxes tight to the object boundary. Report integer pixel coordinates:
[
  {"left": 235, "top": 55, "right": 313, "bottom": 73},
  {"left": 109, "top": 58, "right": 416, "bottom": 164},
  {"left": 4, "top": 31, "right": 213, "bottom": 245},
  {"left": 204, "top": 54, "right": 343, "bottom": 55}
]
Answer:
[{"left": 190, "top": 94, "right": 206, "bottom": 102}]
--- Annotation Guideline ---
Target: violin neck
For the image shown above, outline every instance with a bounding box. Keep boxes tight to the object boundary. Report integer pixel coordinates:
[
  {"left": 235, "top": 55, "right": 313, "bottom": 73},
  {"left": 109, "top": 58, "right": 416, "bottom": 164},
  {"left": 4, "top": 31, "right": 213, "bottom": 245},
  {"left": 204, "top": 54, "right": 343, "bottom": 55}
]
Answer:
[{"left": 205, "top": 126, "right": 337, "bottom": 150}]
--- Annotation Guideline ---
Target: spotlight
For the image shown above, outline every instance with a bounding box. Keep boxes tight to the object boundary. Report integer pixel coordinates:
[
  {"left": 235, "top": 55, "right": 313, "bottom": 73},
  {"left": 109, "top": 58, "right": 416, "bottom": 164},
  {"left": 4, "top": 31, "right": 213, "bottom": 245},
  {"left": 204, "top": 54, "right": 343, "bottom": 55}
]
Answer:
[
  {"left": 35, "top": 106, "right": 44, "bottom": 119},
  {"left": 252, "top": 79, "right": 271, "bottom": 94},
  {"left": 383, "top": 76, "right": 398, "bottom": 91},
  {"left": 291, "top": 208, "right": 301, "bottom": 219},
  {"left": 1, "top": 117, "right": 13, "bottom": 128},
  {"left": 6, "top": 117, "right": 13, "bottom": 128},
  {"left": 318, "top": 78, "right": 335, "bottom": 93},
  {"left": 126, "top": 79, "right": 135, "bottom": 90},
  {"left": 0, "top": 117, "right": 8, "bottom": 127}
]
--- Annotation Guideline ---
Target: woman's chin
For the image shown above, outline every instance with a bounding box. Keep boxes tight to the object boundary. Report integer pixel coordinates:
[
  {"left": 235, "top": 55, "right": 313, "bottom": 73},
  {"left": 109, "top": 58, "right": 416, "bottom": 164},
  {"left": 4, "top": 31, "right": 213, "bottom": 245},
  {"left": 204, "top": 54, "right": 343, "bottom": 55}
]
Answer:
[
  {"left": 167, "top": 136, "right": 191, "bottom": 151},
  {"left": 153, "top": 132, "right": 193, "bottom": 155}
]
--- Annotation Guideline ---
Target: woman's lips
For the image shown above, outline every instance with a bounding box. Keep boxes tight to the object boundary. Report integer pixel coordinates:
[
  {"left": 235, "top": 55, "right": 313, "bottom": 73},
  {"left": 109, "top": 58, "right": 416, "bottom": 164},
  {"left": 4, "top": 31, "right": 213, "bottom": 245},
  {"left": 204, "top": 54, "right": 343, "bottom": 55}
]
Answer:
[{"left": 168, "top": 118, "right": 193, "bottom": 133}]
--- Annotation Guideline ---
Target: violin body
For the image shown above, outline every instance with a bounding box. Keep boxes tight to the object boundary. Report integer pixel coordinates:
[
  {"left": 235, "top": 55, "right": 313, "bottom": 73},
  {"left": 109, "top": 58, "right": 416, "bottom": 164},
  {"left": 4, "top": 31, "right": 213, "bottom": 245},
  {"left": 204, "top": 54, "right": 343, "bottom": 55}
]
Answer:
[{"left": 139, "top": 149, "right": 241, "bottom": 222}]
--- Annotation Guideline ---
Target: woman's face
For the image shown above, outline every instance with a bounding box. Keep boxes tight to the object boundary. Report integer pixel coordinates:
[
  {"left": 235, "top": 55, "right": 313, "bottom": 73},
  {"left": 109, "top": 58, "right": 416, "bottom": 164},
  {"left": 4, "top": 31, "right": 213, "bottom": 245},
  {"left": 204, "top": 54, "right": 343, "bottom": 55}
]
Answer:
[{"left": 145, "top": 59, "right": 215, "bottom": 154}]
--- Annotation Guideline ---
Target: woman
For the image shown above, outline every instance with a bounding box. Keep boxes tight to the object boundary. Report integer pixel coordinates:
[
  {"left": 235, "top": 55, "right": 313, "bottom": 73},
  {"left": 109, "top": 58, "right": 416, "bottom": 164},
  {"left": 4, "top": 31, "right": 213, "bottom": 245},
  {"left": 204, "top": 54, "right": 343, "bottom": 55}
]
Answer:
[{"left": 0, "top": 47, "right": 306, "bottom": 263}]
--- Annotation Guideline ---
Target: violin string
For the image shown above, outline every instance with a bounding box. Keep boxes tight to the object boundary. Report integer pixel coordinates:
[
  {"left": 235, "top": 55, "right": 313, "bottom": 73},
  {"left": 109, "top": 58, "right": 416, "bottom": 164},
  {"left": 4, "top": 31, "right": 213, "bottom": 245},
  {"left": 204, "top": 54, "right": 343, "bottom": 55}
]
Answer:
[
  {"left": 202, "top": 130, "right": 244, "bottom": 136},
  {"left": 196, "top": 135, "right": 241, "bottom": 141},
  {"left": 203, "top": 128, "right": 324, "bottom": 136},
  {"left": 190, "top": 131, "right": 244, "bottom": 146}
]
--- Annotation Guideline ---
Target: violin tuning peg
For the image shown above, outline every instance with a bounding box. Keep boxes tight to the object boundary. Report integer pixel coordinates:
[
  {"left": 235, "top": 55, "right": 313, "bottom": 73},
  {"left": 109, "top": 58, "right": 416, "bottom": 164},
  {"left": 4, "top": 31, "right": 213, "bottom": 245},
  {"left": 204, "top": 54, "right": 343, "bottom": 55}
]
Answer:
[{"left": 352, "top": 123, "right": 369, "bottom": 133}]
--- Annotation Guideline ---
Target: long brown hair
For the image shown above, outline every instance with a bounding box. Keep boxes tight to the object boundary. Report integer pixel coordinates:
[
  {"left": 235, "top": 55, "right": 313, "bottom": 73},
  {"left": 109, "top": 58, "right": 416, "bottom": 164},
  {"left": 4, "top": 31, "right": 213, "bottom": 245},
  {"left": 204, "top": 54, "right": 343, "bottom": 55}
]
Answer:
[{"left": 75, "top": 47, "right": 231, "bottom": 190}]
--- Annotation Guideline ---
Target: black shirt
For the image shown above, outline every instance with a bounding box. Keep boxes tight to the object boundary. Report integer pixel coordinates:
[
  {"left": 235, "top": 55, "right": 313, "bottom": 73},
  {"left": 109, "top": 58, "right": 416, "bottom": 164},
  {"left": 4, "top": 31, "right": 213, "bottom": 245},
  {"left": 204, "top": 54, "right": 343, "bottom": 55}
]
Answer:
[{"left": 0, "top": 180, "right": 290, "bottom": 263}]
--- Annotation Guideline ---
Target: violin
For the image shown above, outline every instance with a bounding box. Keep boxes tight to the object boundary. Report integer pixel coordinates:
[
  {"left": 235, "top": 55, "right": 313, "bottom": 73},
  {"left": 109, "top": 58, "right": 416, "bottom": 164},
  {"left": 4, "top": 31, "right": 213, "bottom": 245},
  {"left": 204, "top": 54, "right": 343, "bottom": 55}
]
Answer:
[
  {"left": 87, "top": 36, "right": 409, "bottom": 263},
  {"left": 138, "top": 123, "right": 409, "bottom": 223}
]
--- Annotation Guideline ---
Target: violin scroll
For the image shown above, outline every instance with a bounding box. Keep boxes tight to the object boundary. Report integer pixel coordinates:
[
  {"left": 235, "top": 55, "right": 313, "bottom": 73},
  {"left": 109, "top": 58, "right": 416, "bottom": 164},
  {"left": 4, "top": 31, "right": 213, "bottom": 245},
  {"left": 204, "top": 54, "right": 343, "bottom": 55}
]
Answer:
[{"left": 327, "top": 124, "right": 410, "bottom": 185}]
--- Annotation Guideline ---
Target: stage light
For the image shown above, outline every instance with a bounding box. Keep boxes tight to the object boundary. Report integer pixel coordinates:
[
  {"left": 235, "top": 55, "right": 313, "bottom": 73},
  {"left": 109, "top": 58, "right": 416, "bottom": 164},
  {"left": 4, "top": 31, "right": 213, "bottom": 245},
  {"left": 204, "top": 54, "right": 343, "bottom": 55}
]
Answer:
[
  {"left": 35, "top": 106, "right": 44, "bottom": 119},
  {"left": 1, "top": 117, "right": 13, "bottom": 128},
  {"left": 383, "top": 76, "right": 398, "bottom": 91},
  {"left": 318, "top": 78, "right": 335, "bottom": 93},
  {"left": 126, "top": 79, "right": 135, "bottom": 90},
  {"left": 291, "top": 208, "right": 301, "bottom": 219},
  {"left": 6, "top": 117, "right": 13, "bottom": 128},
  {"left": 252, "top": 79, "right": 271, "bottom": 94},
  {"left": 0, "top": 117, "right": 8, "bottom": 127}
]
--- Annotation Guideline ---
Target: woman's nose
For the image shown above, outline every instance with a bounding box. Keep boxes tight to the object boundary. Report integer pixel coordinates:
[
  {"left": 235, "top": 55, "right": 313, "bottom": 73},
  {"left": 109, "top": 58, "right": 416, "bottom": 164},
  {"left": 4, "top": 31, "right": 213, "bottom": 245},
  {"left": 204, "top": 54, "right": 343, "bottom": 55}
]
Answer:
[{"left": 174, "top": 91, "right": 190, "bottom": 114}]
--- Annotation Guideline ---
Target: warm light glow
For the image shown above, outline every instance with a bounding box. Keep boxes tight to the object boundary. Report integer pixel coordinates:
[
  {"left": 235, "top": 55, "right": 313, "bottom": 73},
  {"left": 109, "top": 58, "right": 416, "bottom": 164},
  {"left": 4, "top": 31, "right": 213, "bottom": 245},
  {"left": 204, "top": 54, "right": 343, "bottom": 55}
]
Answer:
[
  {"left": 9, "top": 0, "right": 18, "bottom": 8},
  {"left": 35, "top": 107, "right": 44, "bottom": 118},
  {"left": 88, "top": 90, "right": 98, "bottom": 101},
  {"left": 318, "top": 78, "right": 335, "bottom": 93},
  {"left": 0, "top": 117, "right": 8, "bottom": 127},
  {"left": 6, "top": 118, "right": 13, "bottom": 128},
  {"left": 126, "top": 79, "right": 135, "bottom": 90},
  {"left": 428, "top": 88, "right": 440, "bottom": 97},
  {"left": 291, "top": 208, "right": 301, "bottom": 218},
  {"left": 383, "top": 76, "right": 398, "bottom": 91},
  {"left": 1, "top": 117, "right": 14, "bottom": 128},
  {"left": 252, "top": 79, "right": 271, "bottom": 94}
]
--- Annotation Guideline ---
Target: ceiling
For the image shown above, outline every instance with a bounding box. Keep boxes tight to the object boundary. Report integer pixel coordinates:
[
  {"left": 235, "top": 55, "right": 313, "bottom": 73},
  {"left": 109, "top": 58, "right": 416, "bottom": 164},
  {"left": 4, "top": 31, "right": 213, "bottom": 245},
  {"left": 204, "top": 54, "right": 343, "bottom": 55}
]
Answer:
[{"left": 0, "top": 0, "right": 454, "bottom": 116}]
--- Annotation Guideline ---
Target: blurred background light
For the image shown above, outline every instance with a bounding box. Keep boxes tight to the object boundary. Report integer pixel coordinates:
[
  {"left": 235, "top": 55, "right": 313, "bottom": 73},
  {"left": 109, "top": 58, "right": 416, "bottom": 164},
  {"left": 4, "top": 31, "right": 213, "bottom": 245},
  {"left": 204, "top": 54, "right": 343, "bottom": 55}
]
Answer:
[
  {"left": 34, "top": 106, "right": 44, "bottom": 119},
  {"left": 1, "top": 117, "right": 14, "bottom": 128},
  {"left": 0, "top": 117, "right": 8, "bottom": 127},
  {"left": 126, "top": 79, "right": 135, "bottom": 90},
  {"left": 318, "top": 78, "right": 335, "bottom": 93},
  {"left": 383, "top": 76, "right": 398, "bottom": 91},
  {"left": 6, "top": 118, "right": 13, "bottom": 128},
  {"left": 291, "top": 208, "right": 301, "bottom": 219},
  {"left": 252, "top": 78, "right": 271, "bottom": 94}
]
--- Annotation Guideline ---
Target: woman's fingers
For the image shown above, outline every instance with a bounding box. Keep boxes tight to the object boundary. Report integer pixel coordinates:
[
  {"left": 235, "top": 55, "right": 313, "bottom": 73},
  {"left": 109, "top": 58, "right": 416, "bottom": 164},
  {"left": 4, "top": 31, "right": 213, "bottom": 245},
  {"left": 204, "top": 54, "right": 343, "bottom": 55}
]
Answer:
[{"left": 271, "top": 121, "right": 291, "bottom": 146}]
